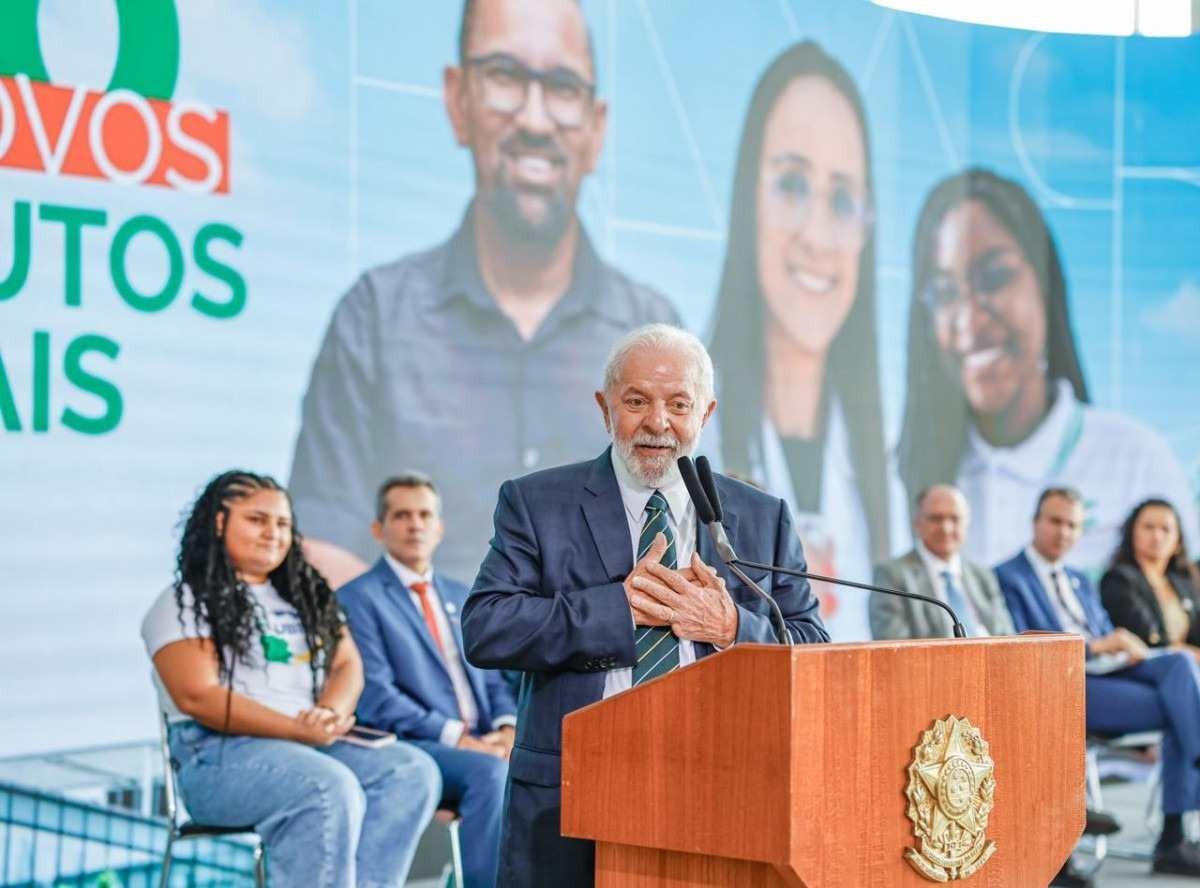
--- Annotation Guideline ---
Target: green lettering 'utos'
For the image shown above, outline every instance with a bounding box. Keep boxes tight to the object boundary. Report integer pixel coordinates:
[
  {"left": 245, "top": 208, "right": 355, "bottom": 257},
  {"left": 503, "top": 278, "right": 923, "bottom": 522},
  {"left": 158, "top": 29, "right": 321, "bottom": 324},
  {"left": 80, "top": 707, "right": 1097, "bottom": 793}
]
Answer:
[{"left": 111, "top": 214, "right": 185, "bottom": 313}]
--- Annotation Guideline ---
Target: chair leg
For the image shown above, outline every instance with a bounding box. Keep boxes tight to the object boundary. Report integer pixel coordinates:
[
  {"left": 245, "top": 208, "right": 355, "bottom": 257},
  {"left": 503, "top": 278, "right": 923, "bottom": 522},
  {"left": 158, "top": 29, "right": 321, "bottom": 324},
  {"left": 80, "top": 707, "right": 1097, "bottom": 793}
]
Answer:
[
  {"left": 1073, "top": 747, "right": 1108, "bottom": 876},
  {"left": 1144, "top": 761, "right": 1163, "bottom": 835},
  {"left": 158, "top": 834, "right": 174, "bottom": 888},
  {"left": 254, "top": 840, "right": 267, "bottom": 888},
  {"left": 447, "top": 817, "right": 464, "bottom": 888},
  {"left": 1085, "top": 746, "right": 1104, "bottom": 812}
]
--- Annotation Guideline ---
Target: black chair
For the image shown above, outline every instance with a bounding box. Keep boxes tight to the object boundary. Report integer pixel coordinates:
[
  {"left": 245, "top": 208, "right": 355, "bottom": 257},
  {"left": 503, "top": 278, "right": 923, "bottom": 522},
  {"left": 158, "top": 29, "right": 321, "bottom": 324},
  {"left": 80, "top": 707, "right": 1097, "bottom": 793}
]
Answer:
[{"left": 157, "top": 713, "right": 266, "bottom": 888}]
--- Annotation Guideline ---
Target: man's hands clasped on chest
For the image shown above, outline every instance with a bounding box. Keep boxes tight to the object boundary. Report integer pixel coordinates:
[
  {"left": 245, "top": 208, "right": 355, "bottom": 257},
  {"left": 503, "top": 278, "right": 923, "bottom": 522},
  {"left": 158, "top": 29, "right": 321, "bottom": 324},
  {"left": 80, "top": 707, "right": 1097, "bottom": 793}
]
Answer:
[{"left": 623, "top": 532, "right": 738, "bottom": 648}]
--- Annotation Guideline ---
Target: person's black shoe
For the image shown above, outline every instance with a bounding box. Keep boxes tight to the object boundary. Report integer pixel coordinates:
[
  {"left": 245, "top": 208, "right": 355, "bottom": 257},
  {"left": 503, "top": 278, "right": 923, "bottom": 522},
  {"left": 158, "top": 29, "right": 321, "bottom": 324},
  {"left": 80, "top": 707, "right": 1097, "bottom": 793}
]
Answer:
[
  {"left": 1153, "top": 839, "right": 1200, "bottom": 876},
  {"left": 1084, "top": 808, "right": 1121, "bottom": 836},
  {"left": 1050, "top": 861, "right": 1094, "bottom": 887}
]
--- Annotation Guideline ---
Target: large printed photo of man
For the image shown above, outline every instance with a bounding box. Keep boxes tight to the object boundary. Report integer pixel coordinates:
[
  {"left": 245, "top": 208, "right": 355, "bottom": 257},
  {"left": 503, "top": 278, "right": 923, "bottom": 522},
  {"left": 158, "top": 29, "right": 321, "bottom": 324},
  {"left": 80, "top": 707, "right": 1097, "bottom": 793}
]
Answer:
[{"left": 289, "top": 0, "right": 678, "bottom": 586}]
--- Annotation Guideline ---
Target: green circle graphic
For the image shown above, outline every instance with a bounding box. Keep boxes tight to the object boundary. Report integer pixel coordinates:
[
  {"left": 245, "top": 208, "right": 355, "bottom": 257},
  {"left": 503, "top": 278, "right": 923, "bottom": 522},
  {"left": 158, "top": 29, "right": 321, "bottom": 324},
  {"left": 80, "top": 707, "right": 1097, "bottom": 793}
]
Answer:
[{"left": 0, "top": 0, "right": 179, "bottom": 100}]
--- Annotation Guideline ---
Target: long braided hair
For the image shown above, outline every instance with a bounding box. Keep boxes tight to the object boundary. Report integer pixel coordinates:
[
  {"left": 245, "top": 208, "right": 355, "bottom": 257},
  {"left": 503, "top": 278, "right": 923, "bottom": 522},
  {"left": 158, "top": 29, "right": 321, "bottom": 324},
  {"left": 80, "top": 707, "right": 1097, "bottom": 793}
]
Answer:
[{"left": 173, "top": 470, "right": 343, "bottom": 708}]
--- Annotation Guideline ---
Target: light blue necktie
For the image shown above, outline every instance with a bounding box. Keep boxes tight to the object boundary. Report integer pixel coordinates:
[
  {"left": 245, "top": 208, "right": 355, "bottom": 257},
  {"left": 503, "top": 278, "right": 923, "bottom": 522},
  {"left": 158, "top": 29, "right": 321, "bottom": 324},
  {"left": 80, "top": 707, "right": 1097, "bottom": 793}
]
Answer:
[{"left": 940, "top": 570, "right": 978, "bottom": 637}]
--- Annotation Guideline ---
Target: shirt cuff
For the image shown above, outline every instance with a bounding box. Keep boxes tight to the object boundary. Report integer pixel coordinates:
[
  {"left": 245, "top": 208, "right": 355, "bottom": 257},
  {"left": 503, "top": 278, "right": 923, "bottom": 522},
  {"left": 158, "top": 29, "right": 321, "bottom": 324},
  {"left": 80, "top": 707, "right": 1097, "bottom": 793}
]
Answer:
[
  {"left": 439, "top": 719, "right": 466, "bottom": 747},
  {"left": 491, "top": 715, "right": 517, "bottom": 731}
]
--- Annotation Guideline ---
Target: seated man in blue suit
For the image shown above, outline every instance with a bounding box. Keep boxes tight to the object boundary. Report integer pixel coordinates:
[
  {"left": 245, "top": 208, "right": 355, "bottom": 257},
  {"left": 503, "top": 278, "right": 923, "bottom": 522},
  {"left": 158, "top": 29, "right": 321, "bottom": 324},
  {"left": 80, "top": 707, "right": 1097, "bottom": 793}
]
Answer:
[
  {"left": 462, "top": 324, "right": 830, "bottom": 888},
  {"left": 996, "top": 486, "right": 1200, "bottom": 879},
  {"left": 340, "top": 473, "right": 517, "bottom": 888}
]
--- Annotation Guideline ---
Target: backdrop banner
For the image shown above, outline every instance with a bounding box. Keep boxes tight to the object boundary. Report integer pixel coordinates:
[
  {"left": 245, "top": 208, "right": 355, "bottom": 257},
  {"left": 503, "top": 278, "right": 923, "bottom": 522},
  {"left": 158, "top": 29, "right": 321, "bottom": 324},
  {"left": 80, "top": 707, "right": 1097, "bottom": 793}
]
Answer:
[{"left": 2, "top": 0, "right": 1197, "bottom": 755}]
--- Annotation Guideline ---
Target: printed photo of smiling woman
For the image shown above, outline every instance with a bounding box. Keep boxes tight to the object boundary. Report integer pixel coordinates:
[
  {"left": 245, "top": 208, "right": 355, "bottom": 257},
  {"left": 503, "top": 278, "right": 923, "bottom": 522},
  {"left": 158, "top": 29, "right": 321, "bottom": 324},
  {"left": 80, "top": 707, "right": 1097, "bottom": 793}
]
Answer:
[{"left": 897, "top": 168, "right": 1199, "bottom": 573}]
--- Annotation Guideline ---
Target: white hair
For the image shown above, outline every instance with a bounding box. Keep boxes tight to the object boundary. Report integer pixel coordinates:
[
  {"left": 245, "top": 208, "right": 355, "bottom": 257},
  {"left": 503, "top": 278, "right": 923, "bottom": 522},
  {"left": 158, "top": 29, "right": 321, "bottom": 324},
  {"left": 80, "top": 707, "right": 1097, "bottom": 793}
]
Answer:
[{"left": 601, "top": 323, "right": 714, "bottom": 402}]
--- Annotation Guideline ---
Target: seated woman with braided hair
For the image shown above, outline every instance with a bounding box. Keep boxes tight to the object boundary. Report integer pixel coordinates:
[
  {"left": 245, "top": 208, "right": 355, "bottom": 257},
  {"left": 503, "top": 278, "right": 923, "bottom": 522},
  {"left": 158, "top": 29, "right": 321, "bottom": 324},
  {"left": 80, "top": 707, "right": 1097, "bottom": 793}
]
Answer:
[{"left": 140, "top": 470, "right": 441, "bottom": 888}]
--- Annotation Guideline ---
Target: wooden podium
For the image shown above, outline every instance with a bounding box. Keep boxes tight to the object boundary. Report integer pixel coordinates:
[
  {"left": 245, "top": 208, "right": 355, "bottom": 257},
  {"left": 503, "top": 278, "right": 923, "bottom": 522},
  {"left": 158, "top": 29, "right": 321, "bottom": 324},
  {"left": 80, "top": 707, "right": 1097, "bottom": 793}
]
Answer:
[{"left": 562, "top": 635, "right": 1084, "bottom": 886}]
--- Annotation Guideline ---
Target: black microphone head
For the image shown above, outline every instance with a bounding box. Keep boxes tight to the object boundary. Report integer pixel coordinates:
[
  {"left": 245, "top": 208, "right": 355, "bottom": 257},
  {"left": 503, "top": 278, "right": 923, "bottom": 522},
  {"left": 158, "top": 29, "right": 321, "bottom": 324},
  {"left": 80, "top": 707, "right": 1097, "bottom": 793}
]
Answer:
[
  {"left": 695, "top": 455, "right": 723, "bottom": 522},
  {"left": 676, "top": 456, "right": 716, "bottom": 524}
]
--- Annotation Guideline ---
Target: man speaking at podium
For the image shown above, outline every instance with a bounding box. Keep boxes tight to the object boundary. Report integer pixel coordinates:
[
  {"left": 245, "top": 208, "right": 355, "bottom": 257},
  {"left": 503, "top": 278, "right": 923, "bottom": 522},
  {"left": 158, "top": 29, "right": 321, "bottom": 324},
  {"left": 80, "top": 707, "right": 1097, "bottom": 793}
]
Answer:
[{"left": 463, "top": 324, "right": 829, "bottom": 886}]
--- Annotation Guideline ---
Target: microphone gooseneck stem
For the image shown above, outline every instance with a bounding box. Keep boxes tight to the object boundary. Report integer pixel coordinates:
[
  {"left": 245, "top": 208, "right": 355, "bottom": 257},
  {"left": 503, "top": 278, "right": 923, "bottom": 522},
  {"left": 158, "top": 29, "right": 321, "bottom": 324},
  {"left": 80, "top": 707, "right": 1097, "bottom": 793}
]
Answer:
[
  {"left": 730, "top": 558, "right": 968, "bottom": 640},
  {"left": 676, "top": 455, "right": 792, "bottom": 647},
  {"left": 725, "top": 557, "right": 794, "bottom": 647}
]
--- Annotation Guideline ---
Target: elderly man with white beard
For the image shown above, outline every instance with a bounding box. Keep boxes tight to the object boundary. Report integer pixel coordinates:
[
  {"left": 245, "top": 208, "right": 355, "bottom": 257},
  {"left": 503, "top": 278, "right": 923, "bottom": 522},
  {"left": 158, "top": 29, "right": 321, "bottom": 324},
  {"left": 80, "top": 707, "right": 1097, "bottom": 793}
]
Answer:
[{"left": 462, "top": 323, "right": 828, "bottom": 887}]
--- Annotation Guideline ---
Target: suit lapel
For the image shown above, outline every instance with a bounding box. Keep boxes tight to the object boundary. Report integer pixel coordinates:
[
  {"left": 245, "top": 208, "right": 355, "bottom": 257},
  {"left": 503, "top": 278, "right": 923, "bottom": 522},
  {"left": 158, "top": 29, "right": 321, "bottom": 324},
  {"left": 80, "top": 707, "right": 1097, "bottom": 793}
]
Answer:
[
  {"left": 582, "top": 448, "right": 634, "bottom": 582},
  {"left": 436, "top": 574, "right": 486, "bottom": 715},
  {"left": 905, "top": 552, "right": 949, "bottom": 635},
  {"left": 959, "top": 566, "right": 987, "bottom": 632},
  {"left": 1018, "top": 553, "right": 1064, "bottom": 632},
  {"left": 378, "top": 560, "right": 447, "bottom": 668}
]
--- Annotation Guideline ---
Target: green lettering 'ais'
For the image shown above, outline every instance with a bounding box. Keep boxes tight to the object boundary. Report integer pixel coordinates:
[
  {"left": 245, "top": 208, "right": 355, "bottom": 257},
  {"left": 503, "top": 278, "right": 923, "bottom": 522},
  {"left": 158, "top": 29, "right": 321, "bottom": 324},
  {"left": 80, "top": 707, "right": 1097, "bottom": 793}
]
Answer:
[
  {"left": 0, "top": 332, "right": 122, "bottom": 435},
  {"left": 0, "top": 0, "right": 180, "bottom": 100},
  {"left": 33, "top": 330, "right": 50, "bottom": 432},
  {"left": 63, "top": 334, "right": 123, "bottom": 435},
  {"left": 0, "top": 350, "right": 21, "bottom": 431}
]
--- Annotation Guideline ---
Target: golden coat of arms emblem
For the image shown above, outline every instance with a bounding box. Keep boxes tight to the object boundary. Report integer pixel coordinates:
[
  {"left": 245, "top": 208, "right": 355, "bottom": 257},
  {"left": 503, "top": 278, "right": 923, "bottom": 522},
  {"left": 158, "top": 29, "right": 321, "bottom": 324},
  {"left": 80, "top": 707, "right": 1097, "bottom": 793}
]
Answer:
[{"left": 904, "top": 715, "right": 997, "bottom": 882}]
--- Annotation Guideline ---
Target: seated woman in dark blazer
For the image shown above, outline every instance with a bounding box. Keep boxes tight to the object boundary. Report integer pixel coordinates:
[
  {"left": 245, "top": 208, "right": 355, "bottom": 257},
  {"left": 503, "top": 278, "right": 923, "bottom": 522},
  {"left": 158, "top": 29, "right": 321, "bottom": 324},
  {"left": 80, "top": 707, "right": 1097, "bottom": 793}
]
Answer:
[{"left": 1101, "top": 498, "right": 1200, "bottom": 654}]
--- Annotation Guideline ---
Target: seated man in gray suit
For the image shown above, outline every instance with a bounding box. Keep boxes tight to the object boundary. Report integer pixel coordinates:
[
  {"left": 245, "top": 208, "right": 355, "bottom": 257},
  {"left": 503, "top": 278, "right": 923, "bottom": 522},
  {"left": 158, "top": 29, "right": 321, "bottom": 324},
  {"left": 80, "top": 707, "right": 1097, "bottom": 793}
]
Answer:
[{"left": 871, "top": 485, "right": 1013, "bottom": 639}]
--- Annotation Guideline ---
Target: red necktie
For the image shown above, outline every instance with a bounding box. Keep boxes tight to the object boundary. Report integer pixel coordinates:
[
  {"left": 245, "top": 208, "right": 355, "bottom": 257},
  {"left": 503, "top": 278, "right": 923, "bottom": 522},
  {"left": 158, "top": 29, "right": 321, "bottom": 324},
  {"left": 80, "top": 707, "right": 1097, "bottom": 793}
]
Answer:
[
  {"left": 410, "top": 582, "right": 447, "bottom": 654},
  {"left": 411, "top": 581, "right": 469, "bottom": 723}
]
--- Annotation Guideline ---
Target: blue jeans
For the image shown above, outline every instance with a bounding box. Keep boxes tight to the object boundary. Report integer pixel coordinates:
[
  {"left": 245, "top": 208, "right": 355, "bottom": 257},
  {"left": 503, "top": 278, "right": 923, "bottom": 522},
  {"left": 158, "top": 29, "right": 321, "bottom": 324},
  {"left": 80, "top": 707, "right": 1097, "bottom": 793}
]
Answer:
[
  {"left": 1087, "top": 651, "right": 1200, "bottom": 814},
  {"left": 410, "top": 740, "right": 507, "bottom": 888},
  {"left": 169, "top": 722, "right": 441, "bottom": 888}
]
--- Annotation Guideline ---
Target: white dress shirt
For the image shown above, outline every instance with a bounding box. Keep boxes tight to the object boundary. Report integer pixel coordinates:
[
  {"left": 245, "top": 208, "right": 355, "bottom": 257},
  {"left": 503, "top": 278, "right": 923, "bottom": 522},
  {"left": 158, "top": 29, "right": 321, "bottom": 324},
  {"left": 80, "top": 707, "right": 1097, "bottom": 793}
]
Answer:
[
  {"left": 384, "top": 553, "right": 518, "bottom": 746},
  {"left": 603, "top": 449, "right": 698, "bottom": 698},
  {"left": 914, "top": 540, "right": 990, "bottom": 637},
  {"left": 1024, "top": 545, "right": 1092, "bottom": 640}
]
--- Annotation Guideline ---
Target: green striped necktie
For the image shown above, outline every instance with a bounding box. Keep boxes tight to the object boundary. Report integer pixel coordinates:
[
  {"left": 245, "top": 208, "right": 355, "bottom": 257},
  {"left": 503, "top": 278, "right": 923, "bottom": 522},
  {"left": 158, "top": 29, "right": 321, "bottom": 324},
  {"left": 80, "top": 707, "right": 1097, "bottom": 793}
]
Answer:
[{"left": 632, "top": 490, "right": 680, "bottom": 685}]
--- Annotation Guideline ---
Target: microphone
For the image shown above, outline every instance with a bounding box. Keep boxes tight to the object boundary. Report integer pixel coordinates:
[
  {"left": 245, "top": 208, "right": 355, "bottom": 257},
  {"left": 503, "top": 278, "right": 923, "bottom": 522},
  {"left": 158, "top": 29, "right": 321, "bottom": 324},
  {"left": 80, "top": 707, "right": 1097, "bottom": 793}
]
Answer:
[
  {"left": 677, "top": 456, "right": 793, "bottom": 646},
  {"left": 694, "top": 457, "right": 967, "bottom": 640}
]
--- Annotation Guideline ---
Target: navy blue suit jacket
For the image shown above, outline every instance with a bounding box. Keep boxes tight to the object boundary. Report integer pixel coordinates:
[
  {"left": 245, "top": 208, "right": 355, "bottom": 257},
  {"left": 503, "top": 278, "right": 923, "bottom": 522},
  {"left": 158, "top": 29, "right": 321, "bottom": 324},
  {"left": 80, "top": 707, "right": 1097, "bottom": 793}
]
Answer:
[
  {"left": 994, "top": 550, "right": 1114, "bottom": 644},
  {"left": 462, "top": 449, "right": 828, "bottom": 886},
  {"left": 339, "top": 558, "right": 517, "bottom": 741}
]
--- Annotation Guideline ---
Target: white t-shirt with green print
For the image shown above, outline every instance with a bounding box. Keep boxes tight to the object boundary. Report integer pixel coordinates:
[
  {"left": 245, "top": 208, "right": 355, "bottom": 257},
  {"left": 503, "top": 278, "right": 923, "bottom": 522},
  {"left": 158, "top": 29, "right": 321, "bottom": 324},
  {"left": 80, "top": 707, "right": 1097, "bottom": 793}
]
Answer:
[{"left": 141, "top": 582, "right": 319, "bottom": 722}]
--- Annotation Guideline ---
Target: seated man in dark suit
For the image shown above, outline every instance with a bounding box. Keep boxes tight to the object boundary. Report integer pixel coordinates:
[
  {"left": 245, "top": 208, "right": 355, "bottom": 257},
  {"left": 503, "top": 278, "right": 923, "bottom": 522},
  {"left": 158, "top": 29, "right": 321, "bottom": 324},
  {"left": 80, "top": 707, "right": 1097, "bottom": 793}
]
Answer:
[
  {"left": 340, "top": 474, "right": 517, "bottom": 888},
  {"left": 996, "top": 486, "right": 1200, "bottom": 879},
  {"left": 462, "top": 323, "right": 829, "bottom": 888},
  {"left": 871, "top": 485, "right": 1013, "bottom": 639}
]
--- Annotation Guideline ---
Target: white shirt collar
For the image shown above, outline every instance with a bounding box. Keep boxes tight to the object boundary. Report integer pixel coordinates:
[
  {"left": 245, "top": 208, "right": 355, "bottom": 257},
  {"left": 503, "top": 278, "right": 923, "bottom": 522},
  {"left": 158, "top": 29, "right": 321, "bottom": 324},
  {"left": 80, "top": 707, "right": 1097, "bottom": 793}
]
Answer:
[
  {"left": 610, "top": 447, "right": 692, "bottom": 527},
  {"left": 963, "top": 378, "right": 1078, "bottom": 478},
  {"left": 1024, "top": 543, "right": 1064, "bottom": 576},
  {"left": 916, "top": 539, "right": 962, "bottom": 579},
  {"left": 383, "top": 551, "right": 433, "bottom": 589}
]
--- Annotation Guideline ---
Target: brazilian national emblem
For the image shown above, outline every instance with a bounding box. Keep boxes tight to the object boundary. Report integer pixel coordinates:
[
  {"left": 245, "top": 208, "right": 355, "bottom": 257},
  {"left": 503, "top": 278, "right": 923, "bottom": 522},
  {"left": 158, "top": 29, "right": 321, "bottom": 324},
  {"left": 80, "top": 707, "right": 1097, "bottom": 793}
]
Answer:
[{"left": 904, "top": 715, "right": 997, "bottom": 882}]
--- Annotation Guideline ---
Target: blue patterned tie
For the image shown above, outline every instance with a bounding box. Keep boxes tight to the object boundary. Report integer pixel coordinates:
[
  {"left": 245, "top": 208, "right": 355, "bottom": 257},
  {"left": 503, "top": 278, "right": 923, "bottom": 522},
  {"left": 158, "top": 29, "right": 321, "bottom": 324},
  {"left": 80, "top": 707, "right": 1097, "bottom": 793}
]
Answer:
[
  {"left": 940, "top": 570, "right": 979, "bottom": 637},
  {"left": 632, "top": 491, "right": 679, "bottom": 685}
]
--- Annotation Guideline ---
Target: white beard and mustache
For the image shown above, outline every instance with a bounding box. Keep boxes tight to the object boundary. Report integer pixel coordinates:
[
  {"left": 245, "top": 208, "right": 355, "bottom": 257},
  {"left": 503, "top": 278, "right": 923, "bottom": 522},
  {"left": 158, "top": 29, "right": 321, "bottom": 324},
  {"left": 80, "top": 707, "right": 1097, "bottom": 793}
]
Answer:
[{"left": 612, "top": 431, "right": 689, "bottom": 488}]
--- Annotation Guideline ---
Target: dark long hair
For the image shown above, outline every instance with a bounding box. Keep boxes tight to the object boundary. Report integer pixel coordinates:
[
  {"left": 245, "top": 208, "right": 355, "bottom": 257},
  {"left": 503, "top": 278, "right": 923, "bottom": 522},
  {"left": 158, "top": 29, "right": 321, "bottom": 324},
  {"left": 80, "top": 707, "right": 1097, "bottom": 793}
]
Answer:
[
  {"left": 173, "top": 470, "right": 343, "bottom": 703},
  {"left": 708, "top": 40, "right": 890, "bottom": 565},
  {"left": 1112, "top": 498, "right": 1196, "bottom": 578},
  {"left": 897, "top": 168, "right": 1090, "bottom": 515}
]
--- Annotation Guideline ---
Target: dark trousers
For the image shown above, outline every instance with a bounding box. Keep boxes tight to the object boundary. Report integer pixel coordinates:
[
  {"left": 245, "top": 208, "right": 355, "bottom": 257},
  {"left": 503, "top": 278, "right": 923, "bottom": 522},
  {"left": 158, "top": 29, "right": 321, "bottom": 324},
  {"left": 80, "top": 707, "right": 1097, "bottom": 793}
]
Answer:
[
  {"left": 411, "top": 740, "right": 508, "bottom": 888},
  {"left": 498, "top": 779, "right": 595, "bottom": 888}
]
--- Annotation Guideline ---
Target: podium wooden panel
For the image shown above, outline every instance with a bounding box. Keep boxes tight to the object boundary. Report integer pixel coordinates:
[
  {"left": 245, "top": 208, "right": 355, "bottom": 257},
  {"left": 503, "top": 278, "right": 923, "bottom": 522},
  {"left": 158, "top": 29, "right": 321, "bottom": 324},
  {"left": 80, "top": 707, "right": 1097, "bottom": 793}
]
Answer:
[{"left": 562, "top": 635, "right": 1084, "bottom": 887}]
